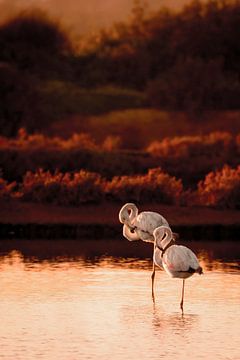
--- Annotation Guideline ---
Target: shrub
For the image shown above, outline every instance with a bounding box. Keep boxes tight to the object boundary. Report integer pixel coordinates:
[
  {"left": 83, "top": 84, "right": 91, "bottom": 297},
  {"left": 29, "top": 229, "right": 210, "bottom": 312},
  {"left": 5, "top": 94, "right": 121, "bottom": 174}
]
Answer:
[
  {"left": 1, "top": 130, "right": 239, "bottom": 192},
  {"left": 19, "top": 167, "right": 185, "bottom": 205},
  {"left": 196, "top": 165, "right": 240, "bottom": 209},
  {"left": 2, "top": 165, "right": 240, "bottom": 209},
  {"left": 102, "top": 135, "right": 122, "bottom": 151},
  {"left": 0, "top": 177, "right": 16, "bottom": 199},
  {"left": 20, "top": 168, "right": 183, "bottom": 205},
  {"left": 146, "top": 131, "right": 239, "bottom": 188},
  {"left": 105, "top": 167, "right": 183, "bottom": 204},
  {"left": 21, "top": 169, "right": 106, "bottom": 205},
  {"left": 2, "top": 128, "right": 98, "bottom": 151},
  {"left": 0, "top": 129, "right": 154, "bottom": 181},
  {"left": 146, "top": 131, "right": 234, "bottom": 158}
]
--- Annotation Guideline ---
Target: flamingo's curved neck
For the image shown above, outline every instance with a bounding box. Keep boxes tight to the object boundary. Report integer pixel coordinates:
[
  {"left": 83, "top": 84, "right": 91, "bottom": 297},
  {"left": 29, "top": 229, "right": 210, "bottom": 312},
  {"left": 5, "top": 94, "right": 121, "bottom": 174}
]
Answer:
[
  {"left": 119, "top": 203, "right": 138, "bottom": 225},
  {"left": 154, "top": 227, "right": 173, "bottom": 253},
  {"left": 128, "top": 205, "right": 138, "bottom": 223}
]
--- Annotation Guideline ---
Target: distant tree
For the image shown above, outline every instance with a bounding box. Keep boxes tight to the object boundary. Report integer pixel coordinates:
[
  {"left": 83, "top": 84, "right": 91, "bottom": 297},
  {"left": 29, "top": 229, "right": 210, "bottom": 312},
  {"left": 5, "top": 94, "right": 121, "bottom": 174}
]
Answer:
[
  {"left": 0, "top": 63, "right": 46, "bottom": 136},
  {"left": 146, "top": 57, "right": 240, "bottom": 112},
  {"left": 0, "top": 12, "right": 74, "bottom": 136},
  {"left": 0, "top": 11, "right": 73, "bottom": 76},
  {"left": 75, "top": 0, "right": 240, "bottom": 101}
]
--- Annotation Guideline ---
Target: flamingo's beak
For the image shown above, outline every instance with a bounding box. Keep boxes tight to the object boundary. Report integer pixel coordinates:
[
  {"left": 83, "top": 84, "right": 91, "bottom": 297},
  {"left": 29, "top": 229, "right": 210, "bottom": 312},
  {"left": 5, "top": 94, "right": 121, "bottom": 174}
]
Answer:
[{"left": 172, "top": 232, "right": 179, "bottom": 241}]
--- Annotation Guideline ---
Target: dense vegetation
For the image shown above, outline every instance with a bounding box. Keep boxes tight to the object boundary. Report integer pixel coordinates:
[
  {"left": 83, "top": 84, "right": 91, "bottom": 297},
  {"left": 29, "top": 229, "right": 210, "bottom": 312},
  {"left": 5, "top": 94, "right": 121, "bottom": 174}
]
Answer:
[
  {"left": 1, "top": 1, "right": 240, "bottom": 211},
  {"left": 1, "top": 164, "right": 240, "bottom": 209},
  {"left": 1, "top": 1, "right": 240, "bottom": 136},
  {"left": 63, "top": 0, "right": 240, "bottom": 113},
  {"left": 1, "top": 129, "right": 240, "bottom": 183}
]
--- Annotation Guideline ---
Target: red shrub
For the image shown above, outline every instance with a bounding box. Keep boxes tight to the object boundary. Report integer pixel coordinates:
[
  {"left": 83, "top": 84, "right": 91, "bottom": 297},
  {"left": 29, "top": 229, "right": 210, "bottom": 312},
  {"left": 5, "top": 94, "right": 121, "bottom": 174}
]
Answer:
[
  {"left": 196, "top": 165, "right": 240, "bottom": 209},
  {"left": 105, "top": 167, "right": 183, "bottom": 204},
  {"left": 0, "top": 128, "right": 98, "bottom": 151},
  {"left": 0, "top": 177, "right": 17, "bottom": 199},
  {"left": 102, "top": 135, "right": 122, "bottom": 151},
  {"left": 21, "top": 169, "right": 105, "bottom": 205},
  {"left": 146, "top": 131, "right": 239, "bottom": 188},
  {"left": 146, "top": 131, "right": 234, "bottom": 158}
]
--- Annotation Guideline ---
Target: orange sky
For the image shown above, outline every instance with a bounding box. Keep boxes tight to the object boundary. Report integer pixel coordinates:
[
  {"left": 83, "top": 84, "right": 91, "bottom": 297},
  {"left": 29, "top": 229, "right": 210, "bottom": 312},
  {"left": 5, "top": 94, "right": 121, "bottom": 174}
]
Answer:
[{"left": 0, "top": 0, "right": 192, "bottom": 35}]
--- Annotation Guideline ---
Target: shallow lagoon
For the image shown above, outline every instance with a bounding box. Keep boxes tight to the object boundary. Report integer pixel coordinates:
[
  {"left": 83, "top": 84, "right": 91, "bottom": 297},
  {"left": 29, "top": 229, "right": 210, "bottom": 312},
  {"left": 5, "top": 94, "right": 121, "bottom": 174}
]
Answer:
[{"left": 0, "top": 239, "right": 239, "bottom": 360}]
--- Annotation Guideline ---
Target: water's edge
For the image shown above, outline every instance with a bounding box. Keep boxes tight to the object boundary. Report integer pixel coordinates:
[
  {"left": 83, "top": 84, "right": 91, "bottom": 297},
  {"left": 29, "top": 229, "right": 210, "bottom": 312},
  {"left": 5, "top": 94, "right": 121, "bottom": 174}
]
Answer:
[{"left": 0, "top": 223, "right": 239, "bottom": 240}]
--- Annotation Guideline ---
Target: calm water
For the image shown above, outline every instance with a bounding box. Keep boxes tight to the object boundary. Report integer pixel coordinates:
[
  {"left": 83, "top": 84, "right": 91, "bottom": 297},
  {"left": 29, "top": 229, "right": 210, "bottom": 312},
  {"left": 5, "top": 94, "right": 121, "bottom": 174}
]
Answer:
[{"left": 0, "top": 239, "right": 239, "bottom": 360}]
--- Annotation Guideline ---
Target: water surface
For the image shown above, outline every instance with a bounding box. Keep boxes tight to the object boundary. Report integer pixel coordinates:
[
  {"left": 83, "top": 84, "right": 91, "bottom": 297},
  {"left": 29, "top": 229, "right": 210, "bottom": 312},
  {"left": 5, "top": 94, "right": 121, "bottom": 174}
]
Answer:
[{"left": 0, "top": 239, "right": 239, "bottom": 360}]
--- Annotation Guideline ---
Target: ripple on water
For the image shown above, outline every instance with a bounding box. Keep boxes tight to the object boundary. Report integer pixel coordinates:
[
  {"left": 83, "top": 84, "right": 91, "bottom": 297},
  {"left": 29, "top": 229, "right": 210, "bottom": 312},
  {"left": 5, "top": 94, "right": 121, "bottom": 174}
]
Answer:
[{"left": 0, "top": 240, "right": 239, "bottom": 360}]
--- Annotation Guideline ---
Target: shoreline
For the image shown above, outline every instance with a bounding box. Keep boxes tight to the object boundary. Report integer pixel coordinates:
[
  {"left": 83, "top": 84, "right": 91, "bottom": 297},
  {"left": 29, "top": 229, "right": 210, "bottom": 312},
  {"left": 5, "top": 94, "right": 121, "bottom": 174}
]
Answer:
[
  {"left": 0, "top": 223, "right": 239, "bottom": 241},
  {"left": 0, "top": 199, "right": 239, "bottom": 240}
]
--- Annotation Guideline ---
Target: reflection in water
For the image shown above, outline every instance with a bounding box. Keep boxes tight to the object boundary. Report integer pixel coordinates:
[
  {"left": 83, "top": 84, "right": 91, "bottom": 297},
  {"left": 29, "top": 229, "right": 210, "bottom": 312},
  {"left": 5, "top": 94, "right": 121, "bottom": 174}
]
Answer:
[
  {"left": 0, "top": 238, "right": 239, "bottom": 271},
  {"left": 152, "top": 305, "right": 199, "bottom": 331},
  {"left": 0, "top": 239, "right": 239, "bottom": 360}
]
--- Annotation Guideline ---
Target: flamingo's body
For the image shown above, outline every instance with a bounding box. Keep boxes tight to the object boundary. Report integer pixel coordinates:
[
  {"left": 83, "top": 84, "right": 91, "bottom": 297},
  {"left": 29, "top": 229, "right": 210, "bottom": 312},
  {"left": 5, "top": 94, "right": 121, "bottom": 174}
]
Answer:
[
  {"left": 123, "top": 212, "right": 169, "bottom": 243},
  {"left": 153, "top": 226, "right": 203, "bottom": 312},
  {"left": 154, "top": 244, "right": 202, "bottom": 278}
]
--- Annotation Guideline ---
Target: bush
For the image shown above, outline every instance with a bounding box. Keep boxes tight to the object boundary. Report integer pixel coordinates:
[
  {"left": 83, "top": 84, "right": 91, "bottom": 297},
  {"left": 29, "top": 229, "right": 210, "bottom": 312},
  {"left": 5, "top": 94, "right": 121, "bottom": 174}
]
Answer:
[
  {"left": 21, "top": 169, "right": 106, "bottom": 205},
  {"left": 146, "top": 131, "right": 239, "bottom": 188},
  {"left": 1, "top": 130, "right": 239, "bottom": 192},
  {"left": 105, "top": 167, "right": 183, "bottom": 204},
  {"left": 19, "top": 167, "right": 183, "bottom": 205},
  {"left": 0, "top": 130, "right": 155, "bottom": 181},
  {"left": 2, "top": 165, "right": 240, "bottom": 209},
  {"left": 196, "top": 165, "right": 240, "bottom": 209},
  {"left": 10, "top": 128, "right": 98, "bottom": 151},
  {"left": 147, "top": 131, "right": 234, "bottom": 158},
  {"left": 102, "top": 135, "right": 122, "bottom": 151},
  {"left": 0, "top": 177, "right": 16, "bottom": 199}
]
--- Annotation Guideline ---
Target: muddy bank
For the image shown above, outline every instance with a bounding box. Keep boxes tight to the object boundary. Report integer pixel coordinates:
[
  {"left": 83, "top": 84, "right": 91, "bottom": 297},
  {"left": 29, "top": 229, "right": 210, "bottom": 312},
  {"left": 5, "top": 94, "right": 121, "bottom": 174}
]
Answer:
[
  {"left": 0, "top": 222, "right": 239, "bottom": 241},
  {"left": 0, "top": 199, "right": 239, "bottom": 240}
]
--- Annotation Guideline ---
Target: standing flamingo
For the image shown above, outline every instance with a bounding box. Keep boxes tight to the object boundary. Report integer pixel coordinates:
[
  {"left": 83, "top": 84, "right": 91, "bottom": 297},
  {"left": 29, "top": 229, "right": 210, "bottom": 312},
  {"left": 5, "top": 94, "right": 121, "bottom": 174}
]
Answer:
[
  {"left": 119, "top": 203, "right": 178, "bottom": 299},
  {"left": 153, "top": 226, "right": 203, "bottom": 313}
]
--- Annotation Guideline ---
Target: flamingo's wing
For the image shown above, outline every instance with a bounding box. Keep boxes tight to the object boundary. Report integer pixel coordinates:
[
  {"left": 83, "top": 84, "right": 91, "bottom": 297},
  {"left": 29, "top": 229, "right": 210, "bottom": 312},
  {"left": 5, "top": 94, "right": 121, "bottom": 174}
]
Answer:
[
  {"left": 134, "top": 212, "right": 169, "bottom": 242},
  {"left": 163, "top": 245, "right": 200, "bottom": 272}
]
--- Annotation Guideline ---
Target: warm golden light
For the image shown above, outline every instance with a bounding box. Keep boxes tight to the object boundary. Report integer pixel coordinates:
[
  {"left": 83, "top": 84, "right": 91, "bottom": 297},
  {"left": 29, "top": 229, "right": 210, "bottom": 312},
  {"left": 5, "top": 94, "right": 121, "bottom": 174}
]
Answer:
[
  {"left": 0, "top": 0, "right": 193, "bottom": 35},
  {"left": 0, "top": 249, "right": 239, "bottom": 359},
  {"left": 0, "top": 0, "right": 239, "bottom": 357}
]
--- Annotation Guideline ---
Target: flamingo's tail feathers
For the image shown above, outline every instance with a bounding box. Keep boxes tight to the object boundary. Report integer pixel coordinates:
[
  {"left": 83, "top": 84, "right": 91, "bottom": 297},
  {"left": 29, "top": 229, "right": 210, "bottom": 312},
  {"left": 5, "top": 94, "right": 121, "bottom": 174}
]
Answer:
[
  {"left": 187, "top": 266, "right": 203, "bottom": 274},
  {"left": 197, "top": 266, "right": 203, "bottom": 275}
]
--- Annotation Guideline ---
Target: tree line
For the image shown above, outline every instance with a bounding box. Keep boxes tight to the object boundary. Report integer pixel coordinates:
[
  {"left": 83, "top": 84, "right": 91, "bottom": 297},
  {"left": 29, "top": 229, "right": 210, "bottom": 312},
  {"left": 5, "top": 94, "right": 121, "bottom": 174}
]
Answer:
[{"left": 1, "top": 0, "right": 240, "bottom": 136}]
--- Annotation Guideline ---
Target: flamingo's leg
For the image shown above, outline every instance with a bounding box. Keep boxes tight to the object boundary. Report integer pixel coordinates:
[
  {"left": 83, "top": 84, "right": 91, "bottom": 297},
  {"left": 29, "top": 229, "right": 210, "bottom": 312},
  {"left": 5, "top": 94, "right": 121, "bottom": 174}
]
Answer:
[
  {"left": 180, "top": 279, "right": 185, "bottom": 314},
  {"left": 151, "top": 261, "right": 156, "bottom": 303}
]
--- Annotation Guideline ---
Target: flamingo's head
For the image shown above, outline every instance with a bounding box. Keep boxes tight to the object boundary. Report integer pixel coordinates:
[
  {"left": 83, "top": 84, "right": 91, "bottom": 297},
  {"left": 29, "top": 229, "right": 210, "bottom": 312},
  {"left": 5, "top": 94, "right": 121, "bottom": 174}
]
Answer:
[{"left": 123, "top": 224, "right": 140, "bottom": 241}]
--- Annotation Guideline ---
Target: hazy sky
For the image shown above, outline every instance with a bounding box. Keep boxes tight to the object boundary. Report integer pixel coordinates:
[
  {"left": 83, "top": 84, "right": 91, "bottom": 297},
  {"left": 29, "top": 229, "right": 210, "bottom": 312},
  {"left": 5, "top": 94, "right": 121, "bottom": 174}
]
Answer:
[{"left": 0, "top": 0, "right": 192, "bottom": 35}]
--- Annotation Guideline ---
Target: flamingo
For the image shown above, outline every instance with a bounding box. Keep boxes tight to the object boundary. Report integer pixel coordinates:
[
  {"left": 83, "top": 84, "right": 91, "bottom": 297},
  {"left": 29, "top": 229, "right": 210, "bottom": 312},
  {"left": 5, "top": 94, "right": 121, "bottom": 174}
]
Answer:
[
  {"left": 119, "top": 203, "right": 178, "bottom": 299},
  {"left": 153, "top": 225, "right": 203, "bottom": 313}
]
